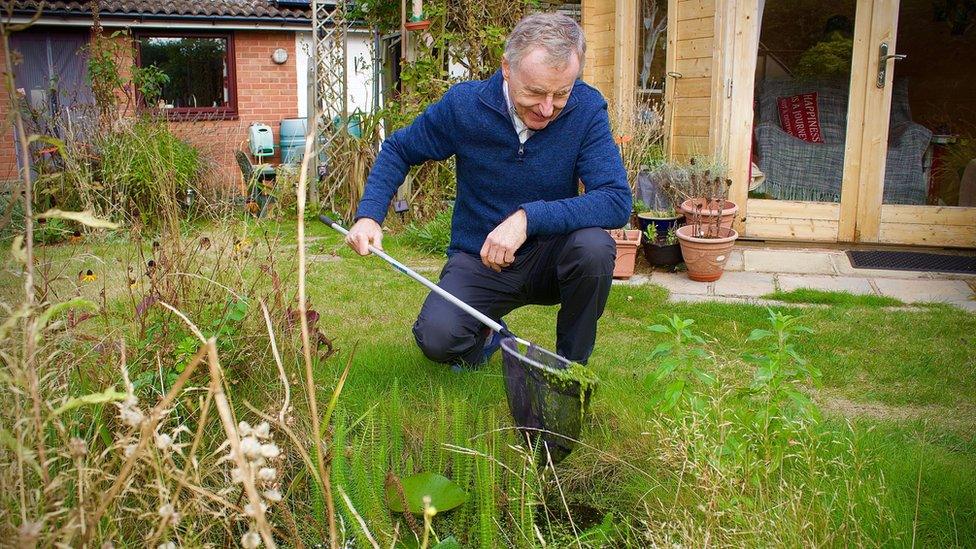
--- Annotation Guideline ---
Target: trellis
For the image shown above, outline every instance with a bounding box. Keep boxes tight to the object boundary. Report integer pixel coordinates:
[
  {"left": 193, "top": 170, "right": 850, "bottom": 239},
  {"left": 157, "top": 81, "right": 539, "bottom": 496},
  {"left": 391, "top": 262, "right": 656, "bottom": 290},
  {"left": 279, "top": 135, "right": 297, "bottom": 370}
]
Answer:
[{"left": 309, "top": 0, "right": 350, "bottom": 204}]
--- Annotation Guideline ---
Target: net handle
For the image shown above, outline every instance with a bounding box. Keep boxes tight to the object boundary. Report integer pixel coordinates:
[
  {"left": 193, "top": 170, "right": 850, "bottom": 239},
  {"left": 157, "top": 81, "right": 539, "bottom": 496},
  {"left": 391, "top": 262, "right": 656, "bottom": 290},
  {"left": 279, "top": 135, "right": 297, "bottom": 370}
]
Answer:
[{"left": 319, "top": 214, "right": 526, "bottom": 344}]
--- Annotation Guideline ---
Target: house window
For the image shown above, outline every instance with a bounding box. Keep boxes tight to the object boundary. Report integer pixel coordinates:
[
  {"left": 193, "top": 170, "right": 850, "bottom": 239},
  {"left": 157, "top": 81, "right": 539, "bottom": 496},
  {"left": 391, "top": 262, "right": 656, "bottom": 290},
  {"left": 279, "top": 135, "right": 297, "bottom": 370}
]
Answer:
[{"left": 136, "top": 33, "right": 237, "bottom": 118}]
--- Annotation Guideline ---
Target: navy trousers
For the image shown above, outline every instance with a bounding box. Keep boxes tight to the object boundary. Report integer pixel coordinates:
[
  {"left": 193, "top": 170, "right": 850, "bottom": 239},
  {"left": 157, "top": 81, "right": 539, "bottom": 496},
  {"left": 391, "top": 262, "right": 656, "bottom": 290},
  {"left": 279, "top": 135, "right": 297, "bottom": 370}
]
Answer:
[{"left": 412, "top": 227, "right": 616, "bottom": 365}]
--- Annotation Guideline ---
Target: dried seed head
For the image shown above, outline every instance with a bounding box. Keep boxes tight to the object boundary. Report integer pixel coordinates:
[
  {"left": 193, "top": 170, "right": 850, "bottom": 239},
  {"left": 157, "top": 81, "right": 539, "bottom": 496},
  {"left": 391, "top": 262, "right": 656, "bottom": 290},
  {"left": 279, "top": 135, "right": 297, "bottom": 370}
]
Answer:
[
  {"left": 244, "top": 501, "right": 268, "bottom": 517},
  {"left": 240, "top": 436, "right": 261, "bottom": 460},
  {"left": 231, "top": 467, "right": 246, "bottom": 484},
  {"left": 69, "top": 437, "right": 88, "bottom": 459},
  {"left": 253, "top": 422, "right": 271, "bottom": 439},
  {"left": 155, "top": 433, "right": 173, "bottom": 451},
  {"left": 17, "top": 520, "right": 42, "bottom": 546},
  {"left": 238, "top": 421, "right": 253, "bottom": 437},
  {"left": 257, "top": 467, "right": 277, "bottom": 482},
  {"left": 241, "top": 531, "right": 262, "bottom": 549},
  {"left": 259, "top": 443, "right": 280, "bottom": 459},
  {"left": 157, "top": 542, "right": 176, "bottom": 549},
  {"left": 262, "top": 488, "right": 282, "bottom": 503}
]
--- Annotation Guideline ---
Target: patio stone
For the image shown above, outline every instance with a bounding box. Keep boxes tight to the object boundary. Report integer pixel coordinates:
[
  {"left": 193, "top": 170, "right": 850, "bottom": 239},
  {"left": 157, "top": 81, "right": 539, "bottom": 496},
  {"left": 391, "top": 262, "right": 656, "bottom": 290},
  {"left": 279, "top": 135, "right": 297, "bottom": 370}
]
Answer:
[
  {"left": 712, "top": 271, "right": 776, "bottom": 297},
  {"left": 743, "top": 250, "right": 835, "bottom": 274},
  {"left": 777, "top": 275, "right": 876, "bottom": 295},
  {"left": 724, "top": 249, "right": 745, "bottom": 271},
  {"left": 647, "top": 272, "right": 711, "bottom": 295},
  {"left": 948, "top": 300, "right": 976, "bottom": 313},
  {"left": 873, "top": 278, "right": 974, "bottom": 303}
]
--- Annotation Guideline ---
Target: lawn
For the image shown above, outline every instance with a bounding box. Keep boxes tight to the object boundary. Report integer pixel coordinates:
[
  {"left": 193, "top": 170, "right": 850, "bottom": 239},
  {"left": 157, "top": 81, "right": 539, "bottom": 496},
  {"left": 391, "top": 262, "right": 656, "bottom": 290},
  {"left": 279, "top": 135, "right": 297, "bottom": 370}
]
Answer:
[{"left": 2, "top": 216, "right": 974, "bottom": 547}]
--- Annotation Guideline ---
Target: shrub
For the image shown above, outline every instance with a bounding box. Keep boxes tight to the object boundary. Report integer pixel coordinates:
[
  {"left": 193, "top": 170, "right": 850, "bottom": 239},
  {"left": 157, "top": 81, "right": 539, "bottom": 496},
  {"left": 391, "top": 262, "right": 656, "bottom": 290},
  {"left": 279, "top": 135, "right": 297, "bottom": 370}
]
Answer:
[{"left": 402, "top": 206, "right": 453, "bottom": 255}]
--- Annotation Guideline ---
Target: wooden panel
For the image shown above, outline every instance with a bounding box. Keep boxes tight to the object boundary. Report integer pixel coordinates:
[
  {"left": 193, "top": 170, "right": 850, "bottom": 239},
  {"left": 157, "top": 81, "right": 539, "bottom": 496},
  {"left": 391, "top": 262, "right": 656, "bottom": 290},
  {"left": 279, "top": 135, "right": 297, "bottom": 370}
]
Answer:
[
  {"left": 837, "top": 0, "right": 876, "bottom": 241},
  {"left": 673, "top": 96, "right": 710, "bottom": 117},
  {"left": 672, "top": 115, "right": 710, "bottom": 136},
  {"left": 671, "top": 135, "right": 710, "bottom": 156},
  {"left": 746, "top": 199, "right": 842, "bottom": 221},
  {"left": 743, "top": 217, "right": 840, "bottom": 241},
  {"left": 879, "top": 223, "right": 976, "bottom": 247},
  {"left": 676, "top": 17, "right": 714, "bottom": 41},
  {"left": 880, "top": 205, "right": 976, "bottom": 226},
  {"left": 854, "top": 0, "right": 900, "bottom": 242},
  {"left": 675, "top": 37, "right": 714, "bottom": 60},
  {"left": 674, "top": 57, "right": 713, "bottom": 78},
  {"left": 723, "top": 0, "right": 760, "bottom": 233},
  {"left": 612, "top": 0, "right": 638, "bottom": 110},
  {"left": 673, "top": 76, "right": 711, "bottom": 98},
  {"left": 677, "top": 0, "right": 716, "bottom": 21},
  {"left": 664, "top": 0, "right": 679, "bottom": 159},
  {"left": 586, "top": 12, "right": 615, "bottom": 32}
]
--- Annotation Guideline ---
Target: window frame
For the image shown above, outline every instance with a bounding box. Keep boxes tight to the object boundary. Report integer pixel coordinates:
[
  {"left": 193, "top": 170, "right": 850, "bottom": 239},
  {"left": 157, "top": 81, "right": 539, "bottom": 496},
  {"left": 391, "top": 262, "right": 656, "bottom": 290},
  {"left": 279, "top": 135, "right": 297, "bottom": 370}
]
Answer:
[{"left": 134, "top": 30, "right": 238, "bottom": 120}]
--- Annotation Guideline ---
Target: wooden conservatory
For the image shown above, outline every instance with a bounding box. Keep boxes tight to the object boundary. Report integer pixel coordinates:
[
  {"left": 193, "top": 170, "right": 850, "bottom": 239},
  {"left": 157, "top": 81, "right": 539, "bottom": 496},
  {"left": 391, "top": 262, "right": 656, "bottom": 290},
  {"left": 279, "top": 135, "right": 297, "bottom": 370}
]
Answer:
[{"left": 581, "top": 0, "right": 976, "bottom": 248}]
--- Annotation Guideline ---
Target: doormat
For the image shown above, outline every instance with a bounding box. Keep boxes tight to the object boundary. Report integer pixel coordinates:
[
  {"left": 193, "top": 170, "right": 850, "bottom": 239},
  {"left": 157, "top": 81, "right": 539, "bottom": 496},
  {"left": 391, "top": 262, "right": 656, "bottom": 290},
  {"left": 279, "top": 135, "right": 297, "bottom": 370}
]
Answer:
[{"left": 846, "top": 250, "right": 976, "bottom": 274}]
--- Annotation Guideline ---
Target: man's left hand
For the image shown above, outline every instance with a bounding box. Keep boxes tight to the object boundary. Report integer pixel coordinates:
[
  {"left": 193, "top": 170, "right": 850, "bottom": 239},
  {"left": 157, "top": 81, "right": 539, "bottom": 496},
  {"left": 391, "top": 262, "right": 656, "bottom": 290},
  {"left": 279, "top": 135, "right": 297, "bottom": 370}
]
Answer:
[{"left": 480, "top": 210, "right": 528, "bottom": 272}]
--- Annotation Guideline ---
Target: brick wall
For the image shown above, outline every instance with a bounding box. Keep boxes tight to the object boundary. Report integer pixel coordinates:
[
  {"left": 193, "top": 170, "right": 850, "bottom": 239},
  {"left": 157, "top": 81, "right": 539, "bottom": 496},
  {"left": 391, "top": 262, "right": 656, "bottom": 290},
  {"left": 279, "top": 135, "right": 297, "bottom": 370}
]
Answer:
[
  {"left": 0, "top": 29, "right": 300, "bottom": 194},
  {"left": 0, "top": 38, "right": 19, "bottom": 185},
  {"left": 170, "top": 31, "right": 299, "bottom": 193}
]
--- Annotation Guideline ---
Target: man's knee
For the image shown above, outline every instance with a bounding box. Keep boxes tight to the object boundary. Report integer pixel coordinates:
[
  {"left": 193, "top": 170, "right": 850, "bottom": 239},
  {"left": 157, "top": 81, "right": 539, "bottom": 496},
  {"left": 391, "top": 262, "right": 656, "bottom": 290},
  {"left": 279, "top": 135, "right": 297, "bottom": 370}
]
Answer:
[
  {"left": 559, "top": 227, "right": 615, "bottom": 277},
  {"left": 413, "top": 314, "right": 473, "bottom": 363}
]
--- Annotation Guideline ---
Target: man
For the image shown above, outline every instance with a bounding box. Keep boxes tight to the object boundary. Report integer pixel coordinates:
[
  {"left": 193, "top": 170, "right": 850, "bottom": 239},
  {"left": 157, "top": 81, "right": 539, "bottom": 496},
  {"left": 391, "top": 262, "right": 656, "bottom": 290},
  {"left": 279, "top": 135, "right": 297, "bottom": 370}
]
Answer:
[{"left": 346, "top": 12, "right": 630, "bottom": 367}]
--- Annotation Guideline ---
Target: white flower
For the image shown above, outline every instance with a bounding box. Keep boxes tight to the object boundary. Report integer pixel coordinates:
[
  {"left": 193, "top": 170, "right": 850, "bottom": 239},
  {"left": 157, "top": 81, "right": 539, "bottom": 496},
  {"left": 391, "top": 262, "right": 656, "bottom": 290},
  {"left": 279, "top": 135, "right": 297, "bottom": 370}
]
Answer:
[
  {"left": 257, "top": 467, "right": 277, "bottom": 482},
  {"left": 259, "top": 443, "right": 280, "bottom": 459},
  {"left": 253, "top": 422, "right": 271, "bottom": 439},
  {"left": 262, "top": 488, "right": 282, "bottom": 503},
  {"left": 240, "top": 436, "right": 261, "bottom": 460},
  {"left": 241, "top": 530, "right": 261, "bottom": 549},
  {"left": 238, "top": 421, "right": 253, "bottom": 437},
  {"left": 155, "top": 433, "right": 173, "bottom": 451}
]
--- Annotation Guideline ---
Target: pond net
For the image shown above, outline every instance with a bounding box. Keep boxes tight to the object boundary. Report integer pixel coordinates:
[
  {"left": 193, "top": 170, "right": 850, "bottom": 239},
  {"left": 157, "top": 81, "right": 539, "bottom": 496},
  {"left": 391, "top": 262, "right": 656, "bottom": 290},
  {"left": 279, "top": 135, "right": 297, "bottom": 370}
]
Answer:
[{"left": 500, "top": 338, "right": 596, "bottom": 465}]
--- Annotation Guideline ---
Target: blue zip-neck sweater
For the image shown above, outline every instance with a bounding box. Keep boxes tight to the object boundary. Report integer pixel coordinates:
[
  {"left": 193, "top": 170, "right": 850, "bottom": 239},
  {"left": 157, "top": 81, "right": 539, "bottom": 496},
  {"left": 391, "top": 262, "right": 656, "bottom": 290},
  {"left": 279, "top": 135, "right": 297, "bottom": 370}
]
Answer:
[{"left": 355, "top": 70, "right": 631, "bottom": 256}]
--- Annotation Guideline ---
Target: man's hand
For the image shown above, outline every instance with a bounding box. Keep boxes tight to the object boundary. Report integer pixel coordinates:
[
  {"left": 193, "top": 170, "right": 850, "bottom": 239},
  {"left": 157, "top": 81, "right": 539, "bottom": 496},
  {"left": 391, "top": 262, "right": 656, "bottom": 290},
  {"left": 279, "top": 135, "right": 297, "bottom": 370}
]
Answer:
[
  {"left": 480, "top": 209, "right": 528, "bottom": 272},
  {"left": 345, "top": 218, "right": 383, "bottom": 256}
]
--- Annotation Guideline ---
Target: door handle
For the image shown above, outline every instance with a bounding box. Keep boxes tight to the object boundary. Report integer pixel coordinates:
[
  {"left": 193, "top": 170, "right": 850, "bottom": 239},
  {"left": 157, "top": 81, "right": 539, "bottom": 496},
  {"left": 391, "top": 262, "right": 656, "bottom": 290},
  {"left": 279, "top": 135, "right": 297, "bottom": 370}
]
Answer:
[{"left": 877, "top": 42, "right": 906, "bottom": 88}]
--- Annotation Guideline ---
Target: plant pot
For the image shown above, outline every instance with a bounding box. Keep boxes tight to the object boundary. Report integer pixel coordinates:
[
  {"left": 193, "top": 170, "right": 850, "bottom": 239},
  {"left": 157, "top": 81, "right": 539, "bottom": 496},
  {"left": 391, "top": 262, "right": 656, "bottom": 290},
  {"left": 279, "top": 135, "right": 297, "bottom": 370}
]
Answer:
[
  {"left": 642, "top": 240, "right": 683, "bottom": 267},
  {"left": 675, "top": 225, "right": 738, "bottom": 282},
  {"left": 679, "top": 199, "right": 738, "bottom": 231},
  {"left": 636, "top": 212, "right": 684, "bottom": 240},
  {"left": 405, "top": 19, "right": 431, "bottom": 31},
  {"left": 608, "top": 229, "right": 642, "bottom": 279}
]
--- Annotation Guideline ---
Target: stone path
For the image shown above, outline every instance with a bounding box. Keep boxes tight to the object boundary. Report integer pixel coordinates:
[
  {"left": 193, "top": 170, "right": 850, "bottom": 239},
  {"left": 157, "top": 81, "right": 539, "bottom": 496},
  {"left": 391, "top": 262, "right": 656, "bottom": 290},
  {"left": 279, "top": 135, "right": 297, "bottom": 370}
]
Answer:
[{"left": 616, "top": 246, "right": 976, "bottom": 312}]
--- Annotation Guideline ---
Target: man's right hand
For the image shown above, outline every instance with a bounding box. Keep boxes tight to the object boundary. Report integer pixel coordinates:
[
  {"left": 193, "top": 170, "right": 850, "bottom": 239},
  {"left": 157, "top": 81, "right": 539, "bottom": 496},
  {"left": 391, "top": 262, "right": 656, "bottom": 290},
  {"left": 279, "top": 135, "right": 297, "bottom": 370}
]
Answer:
[{"left": 345, "top": 218, "right": 383, "bottom": 255}]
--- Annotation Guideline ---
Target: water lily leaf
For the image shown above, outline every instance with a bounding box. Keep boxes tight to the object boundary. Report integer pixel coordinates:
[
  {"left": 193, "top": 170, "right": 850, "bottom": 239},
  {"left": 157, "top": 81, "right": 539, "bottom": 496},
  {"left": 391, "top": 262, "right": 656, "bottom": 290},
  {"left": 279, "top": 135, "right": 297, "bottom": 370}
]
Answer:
[
  {"left": 35, "top": 208, "right": 119, "bottom": 230},
  {"left": 385, "top": 472, "right": 468, "bottom": 514},
  {"left": 47, "top": 387, "right": 127, "bottom": 423}
]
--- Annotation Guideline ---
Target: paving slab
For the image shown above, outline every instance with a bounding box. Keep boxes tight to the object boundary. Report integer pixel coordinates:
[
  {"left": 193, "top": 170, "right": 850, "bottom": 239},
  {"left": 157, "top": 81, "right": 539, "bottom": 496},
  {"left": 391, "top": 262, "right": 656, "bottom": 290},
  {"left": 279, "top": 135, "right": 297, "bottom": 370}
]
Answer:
[
  {"left": 873, "top": 278, "right": 974, "bottom": 303},
  {"left": 948, "top": 300, "right": 976, "bottom": 313},
  {"left": 777, "top": 275, "right": 876, "bottom": 295},
  {"left": 724, "top": 249, "right": 745, "bottom": 271},
  {"left": 647, "top": 272, "right": 711, "bottom": 295},
  {"left": 743, "top": 250, "right": 836, "bottom": 274},
  {"left": 712, "top": 271, "right": 777, "bottom": 297}
]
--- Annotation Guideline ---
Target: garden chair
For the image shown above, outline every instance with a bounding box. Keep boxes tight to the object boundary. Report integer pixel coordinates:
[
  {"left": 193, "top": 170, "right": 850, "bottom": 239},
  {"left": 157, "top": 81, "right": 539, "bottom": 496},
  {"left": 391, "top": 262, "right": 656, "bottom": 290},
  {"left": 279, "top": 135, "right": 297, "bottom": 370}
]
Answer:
[{"left": 235, "top": 150, "right": 276, "bottom": 218}]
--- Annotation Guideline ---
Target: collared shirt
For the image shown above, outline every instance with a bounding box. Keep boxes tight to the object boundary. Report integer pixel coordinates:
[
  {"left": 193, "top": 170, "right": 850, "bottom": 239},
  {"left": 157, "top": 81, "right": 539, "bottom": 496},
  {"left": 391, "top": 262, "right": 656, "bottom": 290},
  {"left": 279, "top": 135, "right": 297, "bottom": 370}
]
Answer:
[{"left": 503, "top": 80, "right": 534, "bottom": 144}]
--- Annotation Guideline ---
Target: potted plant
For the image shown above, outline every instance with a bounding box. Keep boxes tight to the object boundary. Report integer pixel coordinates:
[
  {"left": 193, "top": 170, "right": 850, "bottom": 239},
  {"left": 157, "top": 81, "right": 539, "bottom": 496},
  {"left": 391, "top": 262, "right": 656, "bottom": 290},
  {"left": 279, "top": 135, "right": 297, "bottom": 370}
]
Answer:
[
  {"left": 662, "top": 157, "right": 738, "bottom": 231},
  {"left": 675, "top": 188, "right": 738, "bottom": 282},
  {"left": 642, "top": 223, "right": 683, "bottom": 268},
  {"left": 607, "top": 228, "right": 642, "bottom": 279}
]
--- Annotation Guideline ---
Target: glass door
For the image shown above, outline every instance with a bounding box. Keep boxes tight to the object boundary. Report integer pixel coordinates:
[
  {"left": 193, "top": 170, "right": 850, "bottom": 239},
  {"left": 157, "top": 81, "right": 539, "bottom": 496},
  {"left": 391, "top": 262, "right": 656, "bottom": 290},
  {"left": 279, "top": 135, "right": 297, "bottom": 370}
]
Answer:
[
  {"left": 864, "top": 0, "right": 976, "bottom": 247},
  {"left": 747, "top": 0, "right": 861, "bottom": 242}
]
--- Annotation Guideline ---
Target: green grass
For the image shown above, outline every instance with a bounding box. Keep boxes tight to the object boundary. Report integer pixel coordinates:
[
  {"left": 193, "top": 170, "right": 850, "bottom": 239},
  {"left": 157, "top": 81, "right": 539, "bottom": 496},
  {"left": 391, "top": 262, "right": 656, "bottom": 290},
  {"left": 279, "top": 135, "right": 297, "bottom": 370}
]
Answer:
[
  {"left": 764, "top": 288, "right": 905, "bottom": 307},
  {"left": 4, "top": 217, "right": 975, "bottom": 547}
]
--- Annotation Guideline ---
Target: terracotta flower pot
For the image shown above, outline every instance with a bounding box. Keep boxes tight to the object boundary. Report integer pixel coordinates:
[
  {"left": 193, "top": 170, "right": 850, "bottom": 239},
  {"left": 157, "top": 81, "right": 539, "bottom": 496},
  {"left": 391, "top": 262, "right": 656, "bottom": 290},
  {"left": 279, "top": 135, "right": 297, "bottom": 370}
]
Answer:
[
  {"left": 679, "top": 199, "right": 738, "bottom": 231},
  {"left": 675, "top": 225, "right": 738, "bottom": 282},
  {"left": 608, "top": 229, "right": 642, "bottom": 279}
]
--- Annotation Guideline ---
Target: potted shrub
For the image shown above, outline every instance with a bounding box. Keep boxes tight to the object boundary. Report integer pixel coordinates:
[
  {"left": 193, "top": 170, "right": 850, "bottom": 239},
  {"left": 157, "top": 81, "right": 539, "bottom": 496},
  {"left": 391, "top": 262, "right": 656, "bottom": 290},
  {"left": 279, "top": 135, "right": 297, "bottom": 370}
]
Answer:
[
  {"left": 607, "top": 228, "right": 642, "bottom": 279},
  {"left": 661, "top": 157, "right": 738, "bottom": 231},
  {"left": 642, "top": 223, "right": 683, "bottom": 268},
  {"left": 675, "top": 191, "right": 738, "bottom": 282}
]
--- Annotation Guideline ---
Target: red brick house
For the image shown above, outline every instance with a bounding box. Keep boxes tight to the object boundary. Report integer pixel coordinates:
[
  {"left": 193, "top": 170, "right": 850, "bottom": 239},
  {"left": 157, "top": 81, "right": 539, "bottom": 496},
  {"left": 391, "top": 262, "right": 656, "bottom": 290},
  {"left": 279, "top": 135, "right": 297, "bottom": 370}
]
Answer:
[{"left": 3, "top": 0, "right": 377, "bottom": 190}]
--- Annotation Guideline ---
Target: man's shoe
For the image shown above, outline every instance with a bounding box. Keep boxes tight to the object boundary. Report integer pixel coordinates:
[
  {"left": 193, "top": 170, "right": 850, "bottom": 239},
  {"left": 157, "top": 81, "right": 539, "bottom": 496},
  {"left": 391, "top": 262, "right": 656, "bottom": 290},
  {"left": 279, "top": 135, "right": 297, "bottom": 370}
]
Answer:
[{"left": 450, "top": 319, "right": 507, "bottom": 372}]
